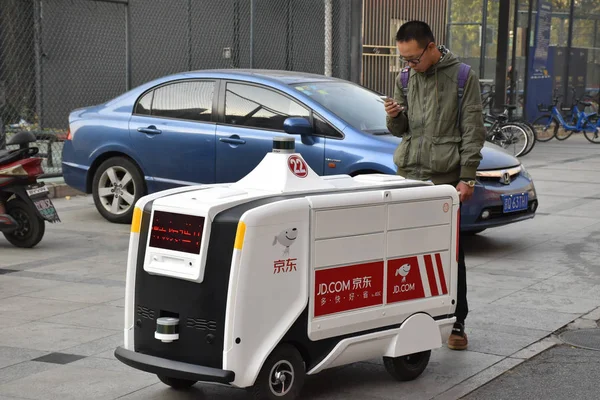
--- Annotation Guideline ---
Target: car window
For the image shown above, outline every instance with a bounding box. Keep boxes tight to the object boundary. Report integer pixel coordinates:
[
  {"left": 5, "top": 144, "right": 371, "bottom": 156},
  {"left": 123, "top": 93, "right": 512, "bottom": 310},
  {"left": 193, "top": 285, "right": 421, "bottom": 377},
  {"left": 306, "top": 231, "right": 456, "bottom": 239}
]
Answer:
[
  {"left": 150, "top": 81, "right": 214, "bottom": 122},
  {"left": 314, "top": 114, "right": 342, "bottom": 138},
  {"left": 225, "top": 83, "right": 309, "bottom": 131},
  {"left": 293, "top": 82, "right": 389, "bottom": 133},
  {"left": 135, "top": 91, "right": 153, "bottom": 115}
]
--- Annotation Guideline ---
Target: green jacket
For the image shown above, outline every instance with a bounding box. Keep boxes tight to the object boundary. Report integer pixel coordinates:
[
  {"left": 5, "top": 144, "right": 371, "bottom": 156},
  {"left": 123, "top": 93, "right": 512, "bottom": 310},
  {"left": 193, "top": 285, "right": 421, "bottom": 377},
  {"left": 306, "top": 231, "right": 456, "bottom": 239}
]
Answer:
[{"left": 386, "top": 50, "right": 486, "bottom": 184}]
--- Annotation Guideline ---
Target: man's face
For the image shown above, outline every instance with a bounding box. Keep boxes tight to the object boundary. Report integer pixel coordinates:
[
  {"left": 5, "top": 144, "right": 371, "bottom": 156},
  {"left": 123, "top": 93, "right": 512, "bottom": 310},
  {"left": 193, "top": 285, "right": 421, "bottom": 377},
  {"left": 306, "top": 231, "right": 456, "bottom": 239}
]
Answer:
[{"left": 397, "top": 40, "right": 435, "bottom": 73}]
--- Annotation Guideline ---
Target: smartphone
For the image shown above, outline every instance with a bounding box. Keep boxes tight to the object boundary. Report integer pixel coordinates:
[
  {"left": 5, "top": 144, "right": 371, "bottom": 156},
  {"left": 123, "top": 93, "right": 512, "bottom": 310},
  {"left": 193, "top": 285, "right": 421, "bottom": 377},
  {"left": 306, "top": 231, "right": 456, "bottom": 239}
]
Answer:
[{"left": 380, "top": 95, "right": 394, "bottom": 103}]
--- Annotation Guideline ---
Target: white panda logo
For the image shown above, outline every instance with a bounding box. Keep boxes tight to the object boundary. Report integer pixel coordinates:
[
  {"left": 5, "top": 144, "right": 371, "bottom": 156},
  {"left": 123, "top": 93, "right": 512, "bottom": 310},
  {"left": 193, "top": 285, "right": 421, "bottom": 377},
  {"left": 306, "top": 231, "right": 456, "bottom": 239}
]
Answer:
[{"left": 273, "top": 228, "right": 298, "bottom": 257}]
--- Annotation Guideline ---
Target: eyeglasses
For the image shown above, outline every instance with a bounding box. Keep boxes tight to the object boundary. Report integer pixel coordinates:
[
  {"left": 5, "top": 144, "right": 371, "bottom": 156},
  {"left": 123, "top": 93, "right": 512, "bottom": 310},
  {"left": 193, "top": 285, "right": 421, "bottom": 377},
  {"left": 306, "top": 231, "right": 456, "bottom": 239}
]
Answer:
[{"left": 399, "top": 42, "right": 432, "bottom": 65}]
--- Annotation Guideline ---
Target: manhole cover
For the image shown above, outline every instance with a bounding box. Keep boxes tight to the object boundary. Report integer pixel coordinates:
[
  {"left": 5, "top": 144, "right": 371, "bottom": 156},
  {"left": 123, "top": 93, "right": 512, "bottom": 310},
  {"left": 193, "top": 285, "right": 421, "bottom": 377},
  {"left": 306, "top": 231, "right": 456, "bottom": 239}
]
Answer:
[{"left": 559, "top": 329, "right": 600, "bottom": 351}]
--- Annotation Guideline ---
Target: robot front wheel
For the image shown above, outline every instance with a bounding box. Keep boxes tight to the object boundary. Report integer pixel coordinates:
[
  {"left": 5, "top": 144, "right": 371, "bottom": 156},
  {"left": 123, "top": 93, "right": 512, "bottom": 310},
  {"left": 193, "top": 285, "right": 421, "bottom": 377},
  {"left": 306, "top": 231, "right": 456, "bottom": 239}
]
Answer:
[
  {"left": 249, "top": 343, "right": 306, "bottom": 400},
  {"left": 383, "top": 350, "right": 431, "bottom": 382}
]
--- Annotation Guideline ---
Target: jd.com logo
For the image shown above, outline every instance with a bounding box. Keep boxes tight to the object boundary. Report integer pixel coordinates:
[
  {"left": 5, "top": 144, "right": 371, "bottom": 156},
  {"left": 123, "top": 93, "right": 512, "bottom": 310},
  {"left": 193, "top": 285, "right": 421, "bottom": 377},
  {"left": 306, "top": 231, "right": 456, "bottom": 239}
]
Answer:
[
  {"left": 393, "top": 263, "right": 415, "bottom": 293},
  {"left": 387, "top": 257, "right": 425, "bottom": 303}
]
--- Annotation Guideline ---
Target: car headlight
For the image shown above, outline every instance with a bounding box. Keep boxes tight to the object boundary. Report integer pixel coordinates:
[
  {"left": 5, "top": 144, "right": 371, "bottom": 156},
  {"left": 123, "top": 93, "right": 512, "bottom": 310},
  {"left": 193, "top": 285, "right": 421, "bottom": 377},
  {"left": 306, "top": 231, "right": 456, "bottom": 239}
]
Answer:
[{"left": 520, "top": 164, "right": 532, "bottom": 180}]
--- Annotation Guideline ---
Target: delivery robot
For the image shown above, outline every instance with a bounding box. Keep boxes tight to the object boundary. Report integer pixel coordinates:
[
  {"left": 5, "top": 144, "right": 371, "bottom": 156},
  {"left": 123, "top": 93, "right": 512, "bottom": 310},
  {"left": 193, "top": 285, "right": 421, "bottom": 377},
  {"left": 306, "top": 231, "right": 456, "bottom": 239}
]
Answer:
[{"left": 115, "top": 136, "right": 459, "bottom": 400}]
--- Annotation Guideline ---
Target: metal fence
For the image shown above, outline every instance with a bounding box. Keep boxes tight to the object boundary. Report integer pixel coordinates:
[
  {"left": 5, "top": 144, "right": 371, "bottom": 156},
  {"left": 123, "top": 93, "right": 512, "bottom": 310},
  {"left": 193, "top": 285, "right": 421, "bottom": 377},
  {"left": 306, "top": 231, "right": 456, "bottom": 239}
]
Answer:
[
  {"left": 0, "top": 0, "right": 361, "bottom": 177},
  {"left": 361, "top": 0, "right": 448, "bottom": 98}
]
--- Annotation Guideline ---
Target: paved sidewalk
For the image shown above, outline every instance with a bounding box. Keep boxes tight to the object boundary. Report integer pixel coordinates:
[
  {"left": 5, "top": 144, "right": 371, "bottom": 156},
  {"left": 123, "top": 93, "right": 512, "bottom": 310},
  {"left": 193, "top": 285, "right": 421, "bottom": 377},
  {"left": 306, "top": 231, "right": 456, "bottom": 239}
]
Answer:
[
  {"left": 463, "top": 318, "right": 600, "bottom": 400},
  {"left": 1, "top": 136, "right": 599, "bottom": 399}
]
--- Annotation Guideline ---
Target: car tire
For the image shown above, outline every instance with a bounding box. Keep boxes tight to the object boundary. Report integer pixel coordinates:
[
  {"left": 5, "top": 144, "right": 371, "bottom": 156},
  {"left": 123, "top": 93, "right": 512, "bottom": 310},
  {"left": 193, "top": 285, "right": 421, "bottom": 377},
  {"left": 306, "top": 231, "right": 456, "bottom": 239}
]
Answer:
[
  {"left": 383, "top": 350, "right": 431, "bottom": 382},
  {"left": 157, "top": 375, "right": 196, "bottom": 390},
  {"left": 92, "top": 156, "right": 144, "bottom": 224},
  {"left": 249, "top": 343, "right": 305, "bottom": 400}
]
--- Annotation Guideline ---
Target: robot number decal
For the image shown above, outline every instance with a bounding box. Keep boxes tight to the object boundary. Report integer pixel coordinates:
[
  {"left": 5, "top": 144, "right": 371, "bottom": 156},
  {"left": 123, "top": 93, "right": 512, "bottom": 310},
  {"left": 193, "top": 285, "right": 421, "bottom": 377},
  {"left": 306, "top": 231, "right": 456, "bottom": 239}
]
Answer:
[{"left": 288, "top": 155, "right": 308, "bottom": 178}]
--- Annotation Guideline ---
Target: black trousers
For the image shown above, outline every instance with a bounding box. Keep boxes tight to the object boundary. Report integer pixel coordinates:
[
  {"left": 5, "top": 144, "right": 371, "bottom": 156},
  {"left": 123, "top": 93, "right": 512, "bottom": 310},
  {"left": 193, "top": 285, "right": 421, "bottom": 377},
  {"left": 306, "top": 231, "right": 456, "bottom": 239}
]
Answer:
[
  {"left": 421, "top": 180, "right": 468, "bottom": 324},
  {"left": 456, "top": 234, "right": 468, "bottom": 324}
]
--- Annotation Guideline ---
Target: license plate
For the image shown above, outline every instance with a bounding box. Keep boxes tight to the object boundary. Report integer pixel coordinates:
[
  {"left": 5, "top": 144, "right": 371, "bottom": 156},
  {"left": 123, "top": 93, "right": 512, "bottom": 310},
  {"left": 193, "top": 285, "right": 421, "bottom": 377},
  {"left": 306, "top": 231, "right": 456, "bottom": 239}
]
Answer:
[
  {"left": 26, "top": 185, "right": 49, "bottom": 197},
  {"left": 32, "top": 197, "right": 61, "bottom": 223},
  {"left": 502, "top": 193, "right": 529, "bottom": 213}
]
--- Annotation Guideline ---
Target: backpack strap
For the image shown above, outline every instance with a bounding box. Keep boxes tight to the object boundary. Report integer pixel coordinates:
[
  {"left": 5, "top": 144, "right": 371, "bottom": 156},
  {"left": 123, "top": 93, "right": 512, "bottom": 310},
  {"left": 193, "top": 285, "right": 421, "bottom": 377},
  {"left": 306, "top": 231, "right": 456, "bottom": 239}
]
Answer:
[
  {"left": 456, "top": 63, "right": 471, "bottom": 129},
  {"left": 400, "top": 67, "right": 410, "bottom": 98}
]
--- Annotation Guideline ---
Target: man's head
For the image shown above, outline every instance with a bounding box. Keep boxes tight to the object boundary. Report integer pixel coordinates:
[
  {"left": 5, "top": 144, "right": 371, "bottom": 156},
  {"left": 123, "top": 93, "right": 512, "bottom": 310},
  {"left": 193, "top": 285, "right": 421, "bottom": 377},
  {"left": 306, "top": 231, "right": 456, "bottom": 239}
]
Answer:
[{"left": 395, "top": 21, "right": 439, "bottom": 73}]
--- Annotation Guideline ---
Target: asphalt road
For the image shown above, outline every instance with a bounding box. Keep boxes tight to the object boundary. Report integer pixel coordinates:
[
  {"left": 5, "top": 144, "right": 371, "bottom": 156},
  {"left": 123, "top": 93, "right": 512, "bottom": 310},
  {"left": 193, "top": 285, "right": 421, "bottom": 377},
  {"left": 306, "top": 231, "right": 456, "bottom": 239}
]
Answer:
[{"left": 1, "top": 135, "right": 600, "bottom": 400}]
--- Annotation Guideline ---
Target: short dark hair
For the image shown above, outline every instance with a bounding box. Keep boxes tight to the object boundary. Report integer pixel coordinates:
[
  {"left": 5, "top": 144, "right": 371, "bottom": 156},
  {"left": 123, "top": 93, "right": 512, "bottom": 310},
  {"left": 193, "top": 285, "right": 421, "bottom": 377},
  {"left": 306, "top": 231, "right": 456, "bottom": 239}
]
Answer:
[{"left": 395, "top": 21, "right": 435, "bottom": 48}]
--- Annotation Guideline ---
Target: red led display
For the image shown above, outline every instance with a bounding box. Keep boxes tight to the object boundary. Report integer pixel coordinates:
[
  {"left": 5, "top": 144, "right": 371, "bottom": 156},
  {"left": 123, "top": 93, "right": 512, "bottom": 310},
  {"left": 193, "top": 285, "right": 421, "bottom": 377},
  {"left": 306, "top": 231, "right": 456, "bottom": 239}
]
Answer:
[{"left": 149, "top": 211, "right": 205, "bottom": 254}]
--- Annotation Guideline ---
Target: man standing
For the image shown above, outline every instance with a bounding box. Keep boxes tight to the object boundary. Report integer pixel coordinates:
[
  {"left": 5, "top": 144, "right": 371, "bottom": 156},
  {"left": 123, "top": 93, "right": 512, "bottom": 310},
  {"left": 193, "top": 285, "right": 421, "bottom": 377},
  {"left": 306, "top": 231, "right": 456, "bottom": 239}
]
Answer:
[{"left": 385, "top": 21, "right": 486, "bottom": 350}]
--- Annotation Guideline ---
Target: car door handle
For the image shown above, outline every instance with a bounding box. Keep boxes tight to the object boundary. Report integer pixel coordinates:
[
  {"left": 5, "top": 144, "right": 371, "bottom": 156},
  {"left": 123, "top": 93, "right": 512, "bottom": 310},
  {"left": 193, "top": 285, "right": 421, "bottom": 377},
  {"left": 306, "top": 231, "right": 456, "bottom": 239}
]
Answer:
[
  {"left": 137, "top": 126, "right": 162, "bottom": 135},
  {"left": 219, "top": 137, "right": 246, "bottom": 145}
]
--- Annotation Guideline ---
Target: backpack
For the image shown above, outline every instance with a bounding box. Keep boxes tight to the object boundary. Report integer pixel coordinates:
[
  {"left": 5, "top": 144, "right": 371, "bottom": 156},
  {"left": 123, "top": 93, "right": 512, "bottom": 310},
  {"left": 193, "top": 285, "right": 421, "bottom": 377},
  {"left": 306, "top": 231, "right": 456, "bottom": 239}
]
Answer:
[{"left": 400, "top": 63, "right": 471, "bottom": 129}]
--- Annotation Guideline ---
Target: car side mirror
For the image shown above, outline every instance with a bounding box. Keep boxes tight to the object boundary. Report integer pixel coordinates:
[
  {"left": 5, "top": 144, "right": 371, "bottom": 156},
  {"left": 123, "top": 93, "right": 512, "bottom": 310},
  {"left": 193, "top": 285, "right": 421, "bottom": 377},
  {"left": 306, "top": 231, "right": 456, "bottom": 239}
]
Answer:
[{"left": 283, "top": 117, "right": 313, "bottom": 136}]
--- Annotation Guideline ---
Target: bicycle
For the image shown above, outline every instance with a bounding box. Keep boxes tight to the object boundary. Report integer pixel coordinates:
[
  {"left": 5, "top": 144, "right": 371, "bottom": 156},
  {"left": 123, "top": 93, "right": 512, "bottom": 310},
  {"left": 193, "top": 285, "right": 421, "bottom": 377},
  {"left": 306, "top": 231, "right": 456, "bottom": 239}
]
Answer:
[
  {"left": 480, "top": 84, "right": 536, "bottom": 156},
  {"left": 484, "top": 104, "right": 531, "bottom": 157},
  {"left": 533, "top": 88, "right": 600, "bottom": 143}
]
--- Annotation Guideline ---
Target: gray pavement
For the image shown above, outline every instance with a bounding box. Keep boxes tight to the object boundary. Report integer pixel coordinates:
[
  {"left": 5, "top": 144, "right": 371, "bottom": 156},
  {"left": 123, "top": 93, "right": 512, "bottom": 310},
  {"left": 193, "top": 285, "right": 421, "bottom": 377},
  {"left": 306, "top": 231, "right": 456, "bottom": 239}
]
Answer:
[
  {"left": 1, "top": 135, "right": 600, "bottom": 399},
  {"left": 463, "top": 325, "right": 600, "bottom": 400}
]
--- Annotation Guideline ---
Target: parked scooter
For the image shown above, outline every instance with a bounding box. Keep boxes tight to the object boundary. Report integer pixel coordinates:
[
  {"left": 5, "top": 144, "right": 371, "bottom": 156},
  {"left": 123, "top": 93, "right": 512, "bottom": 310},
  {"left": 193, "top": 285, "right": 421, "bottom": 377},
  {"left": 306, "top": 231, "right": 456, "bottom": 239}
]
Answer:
[{"left": 0, "top": 131, "right": 60, "bottom": 248}]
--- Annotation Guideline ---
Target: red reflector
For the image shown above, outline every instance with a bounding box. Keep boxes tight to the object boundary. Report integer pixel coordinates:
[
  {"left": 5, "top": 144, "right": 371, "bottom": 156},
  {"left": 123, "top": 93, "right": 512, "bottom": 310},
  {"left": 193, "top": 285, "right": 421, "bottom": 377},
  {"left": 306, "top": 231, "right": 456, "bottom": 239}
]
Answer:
[
  {"left": 66, "top": 130, "right": 72, "bottom": 141},
  {"left": 22, "top": 158, "right": 44, "bottom": 177}
]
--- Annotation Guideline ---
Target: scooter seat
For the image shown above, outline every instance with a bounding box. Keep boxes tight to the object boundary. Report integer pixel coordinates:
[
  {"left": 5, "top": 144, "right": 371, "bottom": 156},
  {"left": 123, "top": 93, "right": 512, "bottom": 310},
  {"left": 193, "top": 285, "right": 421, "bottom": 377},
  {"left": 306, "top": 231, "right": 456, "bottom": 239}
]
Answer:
[{"left": 0, "top": 150, "right": 22, "bottom": 167}]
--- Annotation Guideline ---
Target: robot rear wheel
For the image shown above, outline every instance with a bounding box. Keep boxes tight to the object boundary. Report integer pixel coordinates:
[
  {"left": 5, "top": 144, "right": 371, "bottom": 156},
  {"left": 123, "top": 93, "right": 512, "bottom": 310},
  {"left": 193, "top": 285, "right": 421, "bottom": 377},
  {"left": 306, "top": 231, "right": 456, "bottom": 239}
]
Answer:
[
  {"left": 383, "top": 350, "right": 431, "bottom": 381},
  {"left": 157, "top": 375, "right": 197, "bottom": 390}
]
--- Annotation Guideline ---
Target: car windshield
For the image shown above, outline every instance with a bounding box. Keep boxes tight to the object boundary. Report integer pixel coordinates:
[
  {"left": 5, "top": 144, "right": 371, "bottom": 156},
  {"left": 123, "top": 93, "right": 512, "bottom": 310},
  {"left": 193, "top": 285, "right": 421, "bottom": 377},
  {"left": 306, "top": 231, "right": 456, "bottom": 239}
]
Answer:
[{"left": 291, "top": 81, "right": 389, "bottom": 134}]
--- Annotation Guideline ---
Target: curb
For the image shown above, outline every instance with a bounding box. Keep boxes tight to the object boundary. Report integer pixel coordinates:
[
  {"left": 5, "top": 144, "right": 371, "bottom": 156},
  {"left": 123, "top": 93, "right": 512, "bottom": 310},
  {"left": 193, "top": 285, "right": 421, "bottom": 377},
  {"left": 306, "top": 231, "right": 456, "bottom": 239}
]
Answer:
[{"left": 45, "top": 182, "right": 85, "bottom": 199}]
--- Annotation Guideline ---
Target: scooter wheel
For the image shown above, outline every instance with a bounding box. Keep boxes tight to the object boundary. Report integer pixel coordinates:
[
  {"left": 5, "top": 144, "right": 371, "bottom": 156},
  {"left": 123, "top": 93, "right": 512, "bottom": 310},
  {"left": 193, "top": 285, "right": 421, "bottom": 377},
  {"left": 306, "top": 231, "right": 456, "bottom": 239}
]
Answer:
[
  {"left": 3, "top": 199, "right": 45, "bottom": 248},
  {"left": 157, "top": 375, "right": 196, "bottom": 390},
  {"left": 383, "top": 350, "right": 431, "bottom": 382},
  {"left": 250, "top": 343, "right": 305, "bottom": 400}
]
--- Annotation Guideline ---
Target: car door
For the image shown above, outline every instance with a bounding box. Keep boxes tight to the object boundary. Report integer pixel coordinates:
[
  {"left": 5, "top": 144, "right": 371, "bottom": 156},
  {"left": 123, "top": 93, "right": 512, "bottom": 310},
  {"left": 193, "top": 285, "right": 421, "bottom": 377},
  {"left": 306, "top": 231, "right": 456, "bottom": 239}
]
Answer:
[
  {"left": 129, "top": 79, "right": 217, "bottom": 191},
  {"left": 215, "top": 81, "right": 324, "bottom": 182}
]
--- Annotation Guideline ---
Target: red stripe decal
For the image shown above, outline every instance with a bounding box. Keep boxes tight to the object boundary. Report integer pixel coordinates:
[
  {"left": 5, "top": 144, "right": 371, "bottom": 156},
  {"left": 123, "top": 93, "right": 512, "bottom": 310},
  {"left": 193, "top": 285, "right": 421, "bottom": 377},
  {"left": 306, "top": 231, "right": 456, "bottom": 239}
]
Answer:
[
  {"left": 435, "top": 253, "right": 448, "bottom": 294},
  {"left": 423, "top": 255, "right": 439, "bottom": 296}
]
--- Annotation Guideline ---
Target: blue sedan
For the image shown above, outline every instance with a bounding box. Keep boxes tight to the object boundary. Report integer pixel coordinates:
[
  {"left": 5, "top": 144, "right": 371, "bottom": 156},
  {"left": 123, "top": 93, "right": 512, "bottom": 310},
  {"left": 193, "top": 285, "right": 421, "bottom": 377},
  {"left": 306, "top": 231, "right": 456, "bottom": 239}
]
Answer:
[{"left": 62, "top": 69, "right": 538, "bottom": 232}]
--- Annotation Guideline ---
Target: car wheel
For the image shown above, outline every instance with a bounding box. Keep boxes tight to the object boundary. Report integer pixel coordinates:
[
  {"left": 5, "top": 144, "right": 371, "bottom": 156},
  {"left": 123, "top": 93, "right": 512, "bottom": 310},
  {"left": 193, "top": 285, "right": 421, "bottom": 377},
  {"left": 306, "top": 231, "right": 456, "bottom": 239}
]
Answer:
[{"left": 92, "top": 157, "right": 144, "bottom": 224}]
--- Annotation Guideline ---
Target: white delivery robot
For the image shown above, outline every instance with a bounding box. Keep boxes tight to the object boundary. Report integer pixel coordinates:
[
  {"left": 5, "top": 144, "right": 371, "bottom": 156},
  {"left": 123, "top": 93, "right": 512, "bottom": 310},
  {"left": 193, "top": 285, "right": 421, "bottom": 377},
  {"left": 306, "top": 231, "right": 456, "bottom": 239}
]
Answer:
[{"left": 115, "top": 137, "right": 460, "bottom": 400}]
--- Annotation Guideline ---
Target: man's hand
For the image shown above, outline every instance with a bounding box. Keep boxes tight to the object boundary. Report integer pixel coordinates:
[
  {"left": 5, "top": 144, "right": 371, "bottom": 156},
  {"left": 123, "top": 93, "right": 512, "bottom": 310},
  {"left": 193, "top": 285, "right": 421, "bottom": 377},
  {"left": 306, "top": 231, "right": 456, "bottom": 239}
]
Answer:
[
  {"left": 456, "top": 181, "right": 474, "bottom": 203},
  {"left": 385, "top": 99, "right": 404, "bottom": 118}
]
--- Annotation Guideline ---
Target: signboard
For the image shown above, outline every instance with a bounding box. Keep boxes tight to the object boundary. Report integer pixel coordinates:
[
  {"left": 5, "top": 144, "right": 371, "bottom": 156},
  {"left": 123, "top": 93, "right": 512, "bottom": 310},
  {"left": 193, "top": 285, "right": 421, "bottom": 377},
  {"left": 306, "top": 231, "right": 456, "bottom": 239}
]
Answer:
[
  {"left": 313, "top": 253, "right": 449, "bottom": 318},
  {"left": 532, "top": 1, "right": 552, "bottom": 72},
  {"left": 525, "top": 0, "right": 553, "bottom": 121},
  {"left": 314, "top": 261, "right": 384, "bottom": 317}
]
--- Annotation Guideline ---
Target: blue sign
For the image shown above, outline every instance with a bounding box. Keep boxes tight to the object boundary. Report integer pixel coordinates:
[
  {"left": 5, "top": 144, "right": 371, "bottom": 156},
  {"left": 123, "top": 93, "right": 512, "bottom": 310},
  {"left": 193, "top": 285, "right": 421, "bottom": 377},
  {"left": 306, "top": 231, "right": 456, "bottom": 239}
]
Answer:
[
  {"left": 526, "top": 0, "right": 553, "bottom": 122},
  {"left": 533, "top": 1, "right": 552, "bottom": 72}
]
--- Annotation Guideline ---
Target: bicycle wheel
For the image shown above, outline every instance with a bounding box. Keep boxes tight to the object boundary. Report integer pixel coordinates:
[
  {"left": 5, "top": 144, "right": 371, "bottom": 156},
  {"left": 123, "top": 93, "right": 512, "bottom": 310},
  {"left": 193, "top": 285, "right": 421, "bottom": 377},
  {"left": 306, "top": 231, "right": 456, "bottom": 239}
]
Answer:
[
  {"left": 490, "top": 123, "right": 529, "bottom": 157},
  {"left": 532, "top": 114, "right": 558, "bottom": 142},
  {"left": 554, "top": 121, "right": 574, "bottom": 140},
  {"left": 513, "top": 120, "right": 536, "bottom": 156},
  {"left": 583, "top": 116, "right": 600, "bottom": 144}
]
